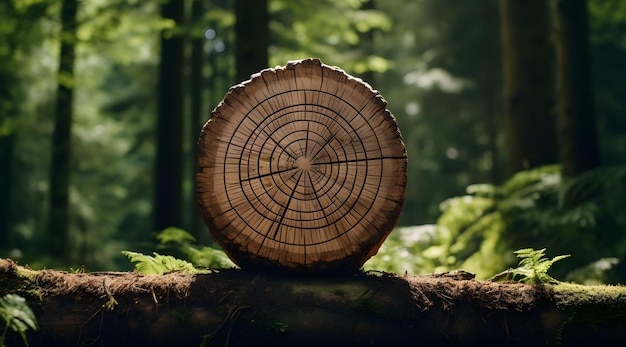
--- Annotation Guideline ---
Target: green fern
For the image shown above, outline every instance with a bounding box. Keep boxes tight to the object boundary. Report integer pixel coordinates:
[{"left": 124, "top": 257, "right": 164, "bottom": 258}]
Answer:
[
  {"left": 0, "top": 294, "right": 38, "bottom": 347},
  {"left": 123, "top": 227, "right": 236, "bottom": 275},
  {"left": 156, "top": 227, "right": 197, "bottom": 245},
  {"left": 154, "top": 228, "right": 236, "bottom": 269},
  {"left": 509, "top": 248, "right": 570, "bottom": 284},
  {"left": 417, "top": 165, "right": 625, "bottom": 282},
  {"left": 121, "top": 251, "right": 211, "bottom": 275}
]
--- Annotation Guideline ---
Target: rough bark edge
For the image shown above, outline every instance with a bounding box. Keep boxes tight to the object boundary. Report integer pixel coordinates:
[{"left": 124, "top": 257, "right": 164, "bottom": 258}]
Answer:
[{"left": 2, "top": 259, "right": 626, "bottom": 346}]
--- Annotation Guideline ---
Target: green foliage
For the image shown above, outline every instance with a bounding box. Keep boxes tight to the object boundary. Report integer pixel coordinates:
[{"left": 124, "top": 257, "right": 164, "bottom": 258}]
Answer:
[
  {"left": 3, "top": 0, "right": 160, "bottom": 271},
  {"left": 588, "top": 0, "right": 626, "bottom": 49},
  {"left": 364, "top": 225, "right": 438, "bottom": 274},
  {"left": 436, "top": 164, "right": 626, "bottom": 282},
  {"left": 269, "top": 0, "right": 392, "bottom": 74},
  {"left": 373, "top": 0, "right": 504, "bottom": 226},
  {"left": 121, "top": 251, "right": 208, "bottom": 275},
  {"left": 122, "top": 227, "right": 235, "bottom": 275},
  {"left": 565, "top": 257, "right": 620, "bottom": 285},
  {"left": 0, "top": 294, "right": 38, "bottom": 347},
  {"left": 156, "top": 227, "right": 196, "bottom": 245},
  {"left": 508, "top": 248, "right": 570, "bottom": 284},
  {"left": 368, "top": 165, "right": 626, "bottom": 283},
  {"left": 155, "top": 228, "right": 236, "bottom": 269}
]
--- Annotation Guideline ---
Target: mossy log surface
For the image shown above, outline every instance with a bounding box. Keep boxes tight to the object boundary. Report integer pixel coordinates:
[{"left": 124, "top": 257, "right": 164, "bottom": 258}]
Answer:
[{"left": 1, "top": 258, "right": 625, "bottom": 346}]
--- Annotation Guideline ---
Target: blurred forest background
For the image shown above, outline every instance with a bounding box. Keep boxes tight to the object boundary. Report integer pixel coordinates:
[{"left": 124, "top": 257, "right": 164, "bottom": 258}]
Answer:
[{"left": 1, "top": 0, "right": 625, "bottom": 283}]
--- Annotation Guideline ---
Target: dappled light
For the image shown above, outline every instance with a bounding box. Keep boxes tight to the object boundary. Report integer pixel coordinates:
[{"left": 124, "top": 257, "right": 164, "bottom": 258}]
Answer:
[
  {"left": 0, "top": 0, "right": 625, "bottom": 285},
  {"left": 2, "top": 1, "right": 626, "bottom": 345}
]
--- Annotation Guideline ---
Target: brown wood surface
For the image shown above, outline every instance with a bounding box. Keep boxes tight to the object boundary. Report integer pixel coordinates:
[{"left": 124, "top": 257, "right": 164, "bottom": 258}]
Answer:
[{"left": 197, "top": 58, "right": 407, "bottom": 273}]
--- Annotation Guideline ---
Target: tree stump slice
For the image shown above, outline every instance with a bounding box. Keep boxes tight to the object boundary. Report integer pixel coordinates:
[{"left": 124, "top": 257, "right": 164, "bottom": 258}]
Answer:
[{"left": 197, "top": 58, "right": 407, "bottom": 273}]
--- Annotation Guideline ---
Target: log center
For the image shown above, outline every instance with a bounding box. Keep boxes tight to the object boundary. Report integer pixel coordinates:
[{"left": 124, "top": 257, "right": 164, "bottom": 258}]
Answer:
[{"left": 295, "top": 156, "right": 312, "bottom": 171}]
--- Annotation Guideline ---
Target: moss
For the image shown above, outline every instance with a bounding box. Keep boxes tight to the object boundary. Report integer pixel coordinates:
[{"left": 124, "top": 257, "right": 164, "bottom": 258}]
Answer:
[
  {"left": 551, "top": 283, "right": 626, "bottom": 344},
  {"left": 0, "top": 259, "right": 42, "bottom": 299},
  {"left": 552, "top": 283, "right": 626, "bottom": 309}
]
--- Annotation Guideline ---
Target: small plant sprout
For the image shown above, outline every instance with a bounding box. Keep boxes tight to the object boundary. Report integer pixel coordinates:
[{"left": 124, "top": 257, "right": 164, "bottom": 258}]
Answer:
[
  {"left": 509, "top": 248, "right": 570, "bottom": 284},
  {"left": 489, "top": 248, "right": 570, "bottom": 283}
]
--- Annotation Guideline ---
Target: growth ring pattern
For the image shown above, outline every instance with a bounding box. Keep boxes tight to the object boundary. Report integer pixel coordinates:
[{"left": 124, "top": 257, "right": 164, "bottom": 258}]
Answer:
[{"left": 196, "top": 58, "right": 407, "bottom": 273}]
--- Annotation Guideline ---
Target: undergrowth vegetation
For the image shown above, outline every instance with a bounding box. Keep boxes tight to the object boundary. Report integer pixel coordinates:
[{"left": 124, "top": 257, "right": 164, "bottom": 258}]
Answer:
[
  {"left": 0, "top": 294, "right": 38, "bottom": 347},
  {"left": 365, "top": 165, "right": 626, "bottom": 283},
  {"left": 123, "top": 227, "right": 236, "bottom": 275}
]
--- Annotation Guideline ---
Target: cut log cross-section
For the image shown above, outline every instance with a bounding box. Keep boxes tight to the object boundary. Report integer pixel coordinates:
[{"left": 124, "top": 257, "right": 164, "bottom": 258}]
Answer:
[{"left": 197, "top": 58, "right": 407, "bottom": 273}]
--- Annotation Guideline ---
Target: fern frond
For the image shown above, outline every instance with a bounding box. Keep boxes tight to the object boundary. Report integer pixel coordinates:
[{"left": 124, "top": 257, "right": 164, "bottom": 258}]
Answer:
[
  {"left": 0, "top": 294, "right": 38, "bottom": 347},
  {"left": 155, "top": 227, "right": 197, "bottom": 245},
  {"left": 121, "top": 251, "right": 210, "bottom": 275},
  {"left": 510, "top": 248, "right": 570, "bottom": 284}
]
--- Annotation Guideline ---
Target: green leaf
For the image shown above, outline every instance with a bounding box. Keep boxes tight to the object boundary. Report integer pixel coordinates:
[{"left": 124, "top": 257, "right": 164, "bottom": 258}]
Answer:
[
  {"left": 121, "top": 251, "right": 209, "bottom": 275},
  {"left": 155, "top": 227, "right": 196, "bottom": 245},
  {"left": 0, "top": 294, "right": 38, "bottom": 347},
  {"left": 152, "top": 227, "right": 236, "bottom": 269},
  {"left": 185, "top": 246, "right": 236, "bottom": 269}
]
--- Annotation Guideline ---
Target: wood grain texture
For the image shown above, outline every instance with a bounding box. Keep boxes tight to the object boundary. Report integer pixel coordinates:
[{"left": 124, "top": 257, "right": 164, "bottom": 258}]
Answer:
[{"left": 197, "top": 58, "right": 407, "bottom": 273}]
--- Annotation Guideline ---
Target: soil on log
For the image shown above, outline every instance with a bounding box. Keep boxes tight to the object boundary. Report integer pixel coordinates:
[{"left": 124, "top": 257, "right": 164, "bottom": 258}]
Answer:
[{"left": 1, "top": 258, "right": 625, "bottom": 346}]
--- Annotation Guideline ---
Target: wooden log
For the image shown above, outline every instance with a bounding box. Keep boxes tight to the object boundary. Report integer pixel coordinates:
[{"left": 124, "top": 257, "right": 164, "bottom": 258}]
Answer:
[
  {"left": 1, "top": 259, "right": 626, "bottom": 346},
  {"left": 196, "top": 58, "right": 407, "bottom": 273}
]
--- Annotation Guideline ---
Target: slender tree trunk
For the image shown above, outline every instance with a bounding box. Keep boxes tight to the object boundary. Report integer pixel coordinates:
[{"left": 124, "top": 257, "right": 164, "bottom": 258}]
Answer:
[
  {"left": 553, "top": 0, "right": 598, "bottom": 177},
  {"left": 358, "top": 0, "right": 376, "bottom": 85},
  {"left": 0, "top": 134, "right": 14, "bottom": 250},
  {"left": 48, "top": 0, "right": 78, "bottom": 260},
  {"left": 480, "top": 0, "right": 504, "bottom": 184},
  {"left": 155, "top": 0, "right": 185, "bottom": 231},
  {"left": 500, "top": 0, "right": 558, "bottom": 176},
  {"left": 234, "top": 0, "right": 268, "bottom": 81},
  {"left": 0, "top": 66, "right": 16, "bottom": 249},
  {"left": 188, "top": 0, "right": 204, "bottom": 239}
]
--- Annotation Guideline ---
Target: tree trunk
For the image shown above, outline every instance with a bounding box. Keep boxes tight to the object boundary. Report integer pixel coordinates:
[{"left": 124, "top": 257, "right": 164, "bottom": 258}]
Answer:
[
  {"left": 500, "top": 0, "right": 558, "bottom": 176},
  {"left": 553, "top": 0, "right": 598, "bottom": 177},
  {"left": 234, "top": 0, "right": 268, "bottom": 81},
  {"left": 2, "top": 259, "right": 625, "bottom": 346},
  {"left": 155, "top": 0, "right": 185, "bottom": 231},
  {"left": 0, "top": 133, "right": 14, "bottom": 250},
  {"left": 358, "top": 0, "right": 376, "bottom": 85},
  {"left": 478, "top": 0, "right": 504, "bottom": 184},
  {"left": 48, "top": 0, "right": 78, "bottom": 261},
  {"left": 188, "top": 0, "right": 205, "bottom": 240}
]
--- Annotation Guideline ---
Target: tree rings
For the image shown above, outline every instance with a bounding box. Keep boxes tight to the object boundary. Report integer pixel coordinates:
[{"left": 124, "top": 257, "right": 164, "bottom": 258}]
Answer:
[{"left": 196, "top": 58, "right": 407, "bottom": 273}]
